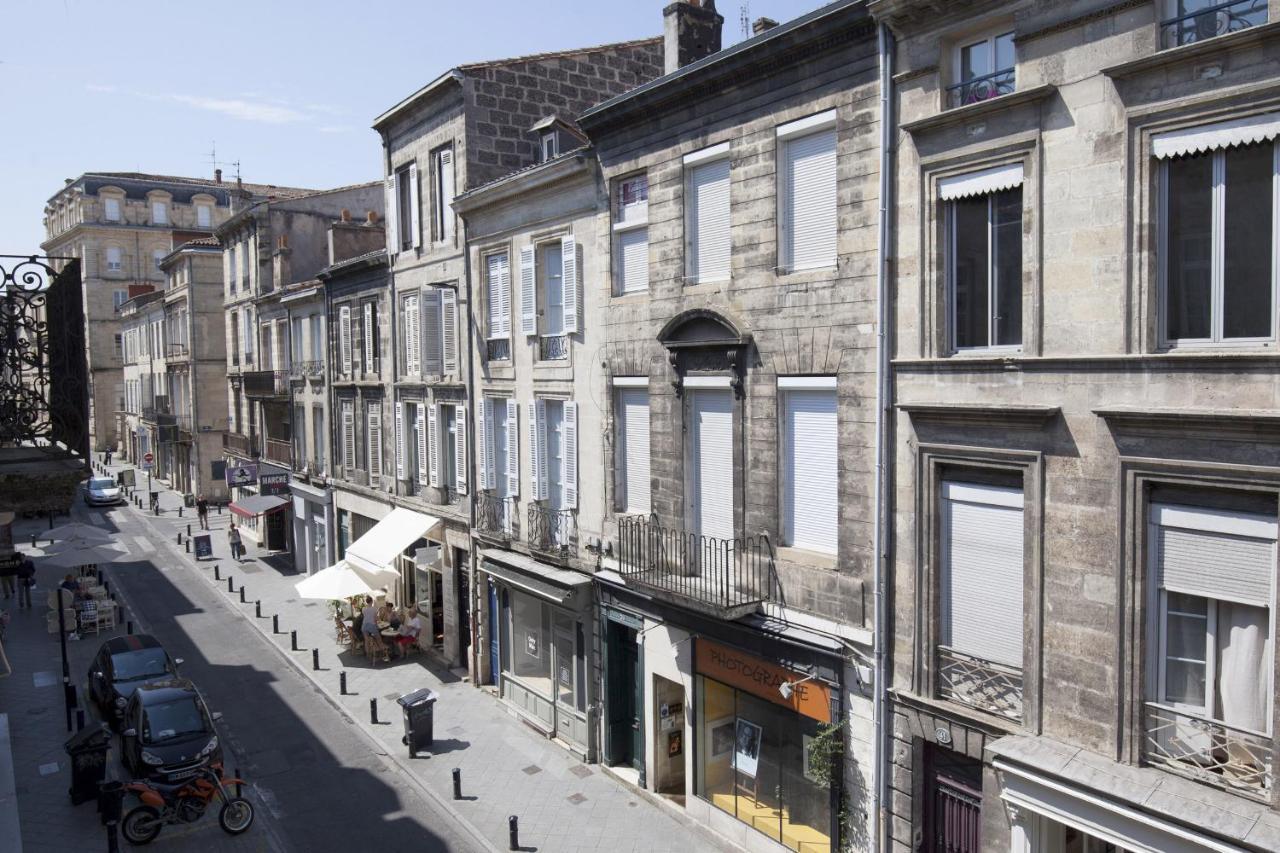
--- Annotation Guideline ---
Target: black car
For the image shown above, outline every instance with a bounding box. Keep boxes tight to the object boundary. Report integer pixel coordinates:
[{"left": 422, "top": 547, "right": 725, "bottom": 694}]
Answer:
[
  {"left": 87, "top": 635, "right": 183, "bottom": 729},
  {"left": 120, "top": 679, "right": 224, "bottom": 782}
]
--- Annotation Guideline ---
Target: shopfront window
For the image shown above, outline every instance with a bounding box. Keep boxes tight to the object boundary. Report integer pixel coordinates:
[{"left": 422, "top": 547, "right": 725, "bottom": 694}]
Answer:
[
  {"left": 502, "top": 588, "right": 585, "bottom": 713},
  {"left": 509, "top": 591, "right": 552, "bottom": 695}
]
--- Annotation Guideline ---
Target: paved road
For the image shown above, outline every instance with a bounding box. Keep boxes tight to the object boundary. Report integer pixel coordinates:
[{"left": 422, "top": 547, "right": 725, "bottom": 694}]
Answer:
[{"left": 87, "top": 500, "right": 480, "bottom": 853}]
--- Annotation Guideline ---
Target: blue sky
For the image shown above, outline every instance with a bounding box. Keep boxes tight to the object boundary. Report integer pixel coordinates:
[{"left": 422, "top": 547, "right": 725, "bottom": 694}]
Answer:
[{"left": 2, "top": 0, "right": 826, "bottom": 258}]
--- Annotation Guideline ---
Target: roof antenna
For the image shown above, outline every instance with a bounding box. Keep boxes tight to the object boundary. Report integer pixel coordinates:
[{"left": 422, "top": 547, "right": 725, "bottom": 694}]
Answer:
[
  {"left": 208, "top": 141, "right": 242, "bottom": 182},
  {"left": 740, "top": 2, "right": 750, "bottom": 39}
]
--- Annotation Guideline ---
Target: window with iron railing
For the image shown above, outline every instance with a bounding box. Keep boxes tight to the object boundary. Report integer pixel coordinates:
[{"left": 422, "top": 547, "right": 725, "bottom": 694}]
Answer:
[
  {"left": 1161, "top": 0, "right": 1267, "bottom": 49},
  {"left": 947, "top": 29, "right": 1015, "bottom": 109}
]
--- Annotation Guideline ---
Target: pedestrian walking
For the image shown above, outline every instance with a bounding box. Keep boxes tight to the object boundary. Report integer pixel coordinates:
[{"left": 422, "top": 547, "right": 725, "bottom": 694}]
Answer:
[
  {"left": 228, "top": 524, "right": 242, "bottom": 562},
  {"left": 149, "top": 490, "right": 159, "bottom": 512},
  {"left": 104, "top": 447, "right": 112, "bottom": 466},
  {"left": 15, "top": 557, "right": 34, "bottom": 610},
  {"left": 196, "top": 494, "right": 209, "bottom": 531}
]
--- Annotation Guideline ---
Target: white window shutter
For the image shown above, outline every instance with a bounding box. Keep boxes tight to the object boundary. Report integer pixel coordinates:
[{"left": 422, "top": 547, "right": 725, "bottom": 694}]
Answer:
[
  {"left": 416, "top": 404, "right": 428, "bottom": 484},
  {"left": 439, "top": 149, "right": 455, "bottom": 241},
  {"left": 422, "top": 289, "right": 443, "bottom": 375},
  {"left": 534, "top": 399, "right": 548, "bottom": 500},
  {"left": 782, "top": 129, "right": 838, "bottom": 271},
  {"left": 442, "top": 288, "right": 458, "bottom": 374},
  {"left": 404, "top": 295, "right": 420, "bottom": 375},
  {"left": 561, "top": 236, "right": 579, "bottom": 334},
  {"left": 563, "top": 401, "right": 578, "bottom": 509},
  {"left": 519, "top": 246, "right": 536, "bottom": 336},
  {"left": 339, "top": 306, "right": 352, "bottom": 375},
  {"left": 408, "top": 162, "right": 421, "bottom": 249},
  {"left": 688, "top": 158, "right": 731, "bottom": 282},
  {"left": 454, "top": 404, "right": 467, "bottom": 495},
  {"left": 385, "top": 176, "right": 398, "bottom": 257},
  {"left": 507, "top": 400, "right": 520, "bottom": 497},
  {"left": 342, "top": 401, "right": 355, "bottom": 475},
  {"left": 617, "top": 227, "right": 649, "bottom": 295},
  {"left": 499, "top": 254, "right": 512, "bottom": 336},
  {"left": 395, "top": 402, "right": 405, "bottom": 481},
  {"left": 427, "top": 404, "right": 439, "bottom": 487},
  {"left": 363, "top": 302, "right": 373, "bottom": 372},
  {"left": 477, "top": 398, "right": 491, "bottom": 490},
  {"left": 367, "top": 402, "right": 382, "bottom": 486}
]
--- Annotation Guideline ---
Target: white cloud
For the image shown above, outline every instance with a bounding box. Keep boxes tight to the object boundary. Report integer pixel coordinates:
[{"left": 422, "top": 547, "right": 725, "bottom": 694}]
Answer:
[
  {"left": 164, "top": 93, "right": 307, "bottom": 124},
  {"left": 317, "top": 125, "right": 354, "bottom": 134}
]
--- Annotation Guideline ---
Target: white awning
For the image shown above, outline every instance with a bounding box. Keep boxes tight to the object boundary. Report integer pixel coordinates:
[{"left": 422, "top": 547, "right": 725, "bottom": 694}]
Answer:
[
  {"left": 1152, "top": 112, "right": 1280, "bottom": 159},
  {"left": 938, "top": 163, "right": 1024, "bottom": 200},
  {"left": 295, "top": 561, "right": 384, "bottom": 600},
  {"left": 344, "top": 507, "right": 441, "bottom": 576}
]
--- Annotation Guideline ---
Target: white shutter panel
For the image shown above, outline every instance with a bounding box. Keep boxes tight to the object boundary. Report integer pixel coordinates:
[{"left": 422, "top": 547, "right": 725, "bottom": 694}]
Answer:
[
  {"left": 367, "top": 402, "right": 382, "bottom": 486},
  {"left": 506, "top": 400, "right": 519, "bottom": 498},
  {"left": 395, "top": 401, "right": 405, "bottom": 481},
  {"left": 442, "top": 288, "right": 458, "bottom": 374},
  {"left": 454, "top": 404, "right": 467, "bottom": 495},
  {"left": 478, "top": 398, "right": 492, "bottom": 490},
  {"left": 783, "top": 129, "right": 838, "bottom": 271},
  {"left": 487, "top": 254, "right": 505, "bottom": 339},
  {"left": 688, "top": 158, "right": 731, "bottom": 282},
  {"left": 619, "top": 389, "right": 651, "bottom": 514},
  {"left": 421, "top": 289, "right": 442, "bottom": 375},
  {"left": 384, "top": 176, "right": 397, "bottom": 257},
  {"left": 561, "top": 236, "right": 579, "bottom": 334},
  {"left": 563, "top": 401, "right": 577, "bottom": 509},
  {"left": 940, "top": 482, "right": 1024, "bottom": 668},
  {"left": 1153, "top": 505, "right": 1277, "bottom": 606},
  {"left": 341, "top": 400, "right": 355, "bottom": 475},
  {"left": 519, "top": 246, "right": 536, "bottom": 336},
  {"left": 427, "top": 404, "right": 439, "bottom": 487},
  {"left": 408, "top": 162, "right": 421, "bottom": 249},
  {"left": 363, "top": 302, "right": 373, "bottom": 373},
  {"left": 404, "top": 295, "right": 420, "bottom": 375},
  {"left": 618, "top": 227, "right": 649, "bottom": 295},
  {"left": 498, "top": 253, "right": 511, "bottom": 336},
  {"left": 416, "top": 404, "right": 428, "bottom": 484},
  {"left": 691, "top": 390, "right": 734, "bottom": 541},
  {"left": 339, "top": 306, "right": 352, "bottom": 375},
  {"left": 782, "top": 390, "right": 838, "bottom": 554},
  {"left": 439, "top": 149, "right": 455, "bottom": 241}
]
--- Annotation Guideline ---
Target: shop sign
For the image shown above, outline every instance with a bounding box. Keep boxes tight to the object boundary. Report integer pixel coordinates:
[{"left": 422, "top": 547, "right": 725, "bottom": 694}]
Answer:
[
  {"left": 259, "top": 473, "right": 289, "bottom": 496},
  {"left": 193, "top": 535, "right": 212, "bottom": 559},
  {"left": 226, "top": 463, "right": 258, "bottom": 487},
  {"left": 695, "top": 638, "right": 831, "bottom": 723}
]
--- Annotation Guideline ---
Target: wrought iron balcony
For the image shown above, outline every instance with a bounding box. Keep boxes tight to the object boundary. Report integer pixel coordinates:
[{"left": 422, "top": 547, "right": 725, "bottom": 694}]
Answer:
[
  {"left": 946, "top": 67, "right": 1015, "bottom": 109},
  {"left": 616, "top": 515, "right": 776, "bottom": 619},
  {"left": 476, "top": 492, "right": 515, "bottom": 543},
  {"left": 222, "top": 431, "right": 252, "bottom": 457},
  {"left": 1142, "top": 701, "right": 1272, "bottom": 800},
  {"left": 291, "top": 360, "right": 324, "bottom": 380},
  {"left": 1161, "top": 0, "right": 1266, "bottom": 49},
  {"left": 165, "top": 343, "right": 189, "bottom": 360},
  {"left": 538, "top": 334, "right": 569, "bottom": 361},
  {"left": 486, "top": 338, "right": 511, "bottom": 362},
  {"left": 242, "top": 370, "right": 289, "bottom": 399},
  {"left": 527, "top": 502, "right": 575, "bottom": 563},
  {"left": 936, "top": 645, "right": 1023, "bottom": 722},
  {"left": 263, "top": 438, "right": 292, "bottom": 466}
]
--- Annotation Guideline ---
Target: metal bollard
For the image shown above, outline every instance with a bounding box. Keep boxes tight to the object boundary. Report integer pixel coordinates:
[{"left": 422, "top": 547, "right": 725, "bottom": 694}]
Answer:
[
  {"left": 239, "top": 587, "right": 246, "bottom": 604},
  {"left": 234, "top": 767, "right": 242, "bottom": 799},
  {"left": 226, "top": 576, "right": 234, "bottom": 593},
  {"left": 453, "top": 768, "right": 462, "bottom": 800},
  {"left": 103, "top": 580, "right": 109, "bottom": 594},
  {"left": 255, "top": 600, "right": 262, "bottom": 618},
  {"left": 178, "top": 506, "right": 183, "bottom": 518},
  {"left": 370, "top": 698, "right": 378, "bottom": 724},
  {"left": 185, "top": 540, "right": 190, "bottom": 554},
  {"left": 218, "top": 504, "right": 222, "bottom": 515},
  {"left": 214, "top": 564, "right": 221, "bottom": 580},
  {"left": 176, "top": 533, "right": 182, "bottom": 544},
  {"left": 101, "top": 779, "right": 124, "bottom": 853},
  {"left": 272, "top": 614, "right": 279, "bottom": 634},
  {"left": 126, "top": 621, "right": 133, "bottom": 635},
  {"left": 509, "top": 816, "right": 520, "bottom": 851},
  {"left": 291, "top": 630, "right": 299, "bottom": 651},
  {"left": 312, "top": 649, "right": 320, "bottom": 670},
  {"left": 187, "top": 523, "right": 191, "bottom": 537},
  {"left": 340, "top": 671, "right": 348, "bottom": 695}
]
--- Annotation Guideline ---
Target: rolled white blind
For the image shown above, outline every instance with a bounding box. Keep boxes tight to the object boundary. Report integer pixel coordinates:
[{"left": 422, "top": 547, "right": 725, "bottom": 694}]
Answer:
[
  {"left": 940, "top": 482, "right": 1024, "bottom": 668},
  {"left": 783, "top": 129, "right": 838, "bottom": 271},
  {"left": 1152, "top": 112, "right": 1280, "bottom": 159},
  {"left": 688, "top": 158, "right": 731, "bottom": 282},
  {"left": 618, "top": 227, "right": 649, "bottom": 295},
  {"left": 618, "top": 389, "right": 651, "bottom": 514},
  {"left": 938, "top": 163, "right": 1024, "bottom": 200},
  {"left": 1153, "top": 504, "right": 1277, "bottom": 607},
  {"left": 782, "top": 390, "right": 837, "bottom": 554},
  {"left": 692, "top": 390, "right": 733, "bottom": 540}
]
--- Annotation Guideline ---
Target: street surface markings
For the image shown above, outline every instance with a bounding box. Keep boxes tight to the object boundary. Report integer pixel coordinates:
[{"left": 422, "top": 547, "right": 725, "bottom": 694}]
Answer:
[
  {"left": 566, "top": 793, "right": 588, "bottom": 805},
  {"left": 253, "top": 783, "right": 284, "bottom": 819},
  {"left": 32, "top": 671, "right": 56, "bottom": 688},
  {"left": 37, "top": 762, "right": 59, "bottom": 776}
]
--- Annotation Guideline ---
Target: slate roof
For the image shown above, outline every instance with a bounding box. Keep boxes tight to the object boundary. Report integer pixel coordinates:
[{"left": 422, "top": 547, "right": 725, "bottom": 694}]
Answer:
[{"left": 50, "top": 172, "right": 318, "bottom": 206}]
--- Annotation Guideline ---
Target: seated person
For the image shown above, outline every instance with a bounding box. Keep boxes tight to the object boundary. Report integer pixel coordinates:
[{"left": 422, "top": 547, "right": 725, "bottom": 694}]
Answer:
[
  {"left": 60, "top": 574, "right": 86, "bottom": 600},
  {"left": 391, "top": 607, "right": 422, "bottom": 658}
]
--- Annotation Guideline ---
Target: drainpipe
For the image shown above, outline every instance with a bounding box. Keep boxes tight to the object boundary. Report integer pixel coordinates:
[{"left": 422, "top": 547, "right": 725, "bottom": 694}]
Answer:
[{"left": 872, "top": 21, "right": 896, "bottom": 853}]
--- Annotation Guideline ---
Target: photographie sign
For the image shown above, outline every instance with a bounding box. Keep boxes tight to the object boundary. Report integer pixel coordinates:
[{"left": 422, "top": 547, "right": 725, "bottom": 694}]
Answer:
[
  {"left": 694, "top": 638, "right": 831, "bottom": 723},
  {"left": 225, "top": 463, "right": 258, "bottom": 487},
  {"left": 193, "top": 534, "right": 212, "bottom": 560},
  {"left": 734, "top": 718, "right": 763, "bottom": 779}
]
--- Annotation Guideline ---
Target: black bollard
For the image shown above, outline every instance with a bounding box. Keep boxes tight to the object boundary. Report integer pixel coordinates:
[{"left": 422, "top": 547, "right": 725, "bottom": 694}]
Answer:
[
  {"left": 255, "top": 600, "right": 262, "bottom": 618},
  {"left": 340, "top": 671, "right": 347, "bottom": 695},
  {"left": 234, "top": 768, "right": 243, "bottom": 798},
  {"left": 214, "top": 564, "right": 221, "bottom": 580},
  {"left": 178, "top": 506, "right": 183, "bottom": 518},
  {"left": 509, "top": 816, "right": 519, "bottom": 851},
  {"left": 291, "top": 630, "right": 299, "bottom": 651},
  {"left": 185, "top": 540, "right": 190, "bottom": 554},
  {"left": 30, "top": 534, "right": 36, "bottom": 548},
  {"left": 126, "top": 620, "right": 133, "bottom": 635},
  {"left": 370, "top": 698, "right": 378, "bottom": 724},
  {"left": 272, "top": 614, "right": 279, "bottom": 634},
  {"left": 218, "top": 504, "right": 222, "bottom": 515},
  {"left": 187, "top": 523, "right": 191, "bottom": 536},
  {"left": 452, "top": 768, "right": 462, "bottom": 800},
  {"left": 101, "top": 779, "right": 124, "bottom": 853},
  {"left": 64, "top": 682, "right": 74, "bottom": 732},
  {"left": 312, "top": 648, "right": 320, "bottom": 670},
  {"left": 176, "top": 533, "right": 181, "bottom": 544},
  {"left": 239, "top": 587, "right": 246, "bottom": 604},
  {"left": 226, "top": 576, "right": 234, "bottom": 593}
]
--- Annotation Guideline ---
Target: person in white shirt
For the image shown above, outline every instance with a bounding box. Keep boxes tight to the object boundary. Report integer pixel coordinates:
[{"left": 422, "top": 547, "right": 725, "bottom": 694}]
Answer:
[{"left": 392, "top": 606, "right": 422, "bottom": 658}]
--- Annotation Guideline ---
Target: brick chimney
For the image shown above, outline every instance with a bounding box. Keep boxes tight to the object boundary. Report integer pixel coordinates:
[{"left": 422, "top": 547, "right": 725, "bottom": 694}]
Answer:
[
  {"left": 663, "top": 0, "right": 723, "bottom": 74},
  {"left": 215, "top": 168, "right": 222, "bottom": 183},
  {"left": 752, "top": 17, "right": 778, "bottom": 35},
  {"left": 272, "top": 234, "right": 291, "bottom": 289}
]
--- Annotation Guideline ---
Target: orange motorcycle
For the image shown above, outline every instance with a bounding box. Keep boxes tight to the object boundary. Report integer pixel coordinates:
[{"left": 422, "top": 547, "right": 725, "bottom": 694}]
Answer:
[{"left": 121, "top": 764, "right": 254, "bottom": 844}]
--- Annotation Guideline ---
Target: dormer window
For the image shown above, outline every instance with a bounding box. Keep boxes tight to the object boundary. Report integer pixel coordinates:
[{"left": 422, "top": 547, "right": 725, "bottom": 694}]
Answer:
[
  {"left": 541, "top": 131, "right": 559, "bottom": 163},
  {"left": 152, "top": 201, "right": 168, "bottom": 225},
  {"left": 1161, "top": 0, "right": 1267, "bottom": 49},
  {"left": 104, "top": 197, "right": 121, "bottom": 222},
  {"left": 948, "top": 29, "right": 1015, "bottom": 109}
]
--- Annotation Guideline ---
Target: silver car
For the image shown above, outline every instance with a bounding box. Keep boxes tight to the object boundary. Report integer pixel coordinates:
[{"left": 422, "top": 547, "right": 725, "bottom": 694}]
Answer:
[{"left": 82, "top": 476, "right": 123, "bottom": 506}]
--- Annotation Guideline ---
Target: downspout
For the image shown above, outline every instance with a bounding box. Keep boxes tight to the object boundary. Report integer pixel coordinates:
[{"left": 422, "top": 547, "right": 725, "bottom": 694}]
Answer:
[
  {"left": 458, "top": 204, "right": 480, "bottom": 685},
  {"left": 872, "top": 21, "right": 895, "bottom": 853}
]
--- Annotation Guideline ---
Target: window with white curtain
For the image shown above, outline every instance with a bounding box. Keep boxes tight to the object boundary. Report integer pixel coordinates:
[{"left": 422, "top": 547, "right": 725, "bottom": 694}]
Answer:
[
  {"left": 106, "top": 246, "right": 122, "bottom": 273},
  {"left": 779, "top": 380, "right": 837, "bottom": 554},
  {"left": 615, "top": 384, "right": 650, "bottom": 514},
  {"left": 778, "top": 113, "right": 838, "bottom": 272},
  {"left": 614, "top": 174, "right": 649, "bottom": 295},
  {"left": 685, "top": 144, "right": 731, "bottom": 283}
]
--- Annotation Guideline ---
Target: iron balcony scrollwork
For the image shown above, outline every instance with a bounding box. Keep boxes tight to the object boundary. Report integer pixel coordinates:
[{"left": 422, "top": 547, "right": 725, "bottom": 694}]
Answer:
[
  {"left": 528, "top": 502, "right": 575, "bottom": 561},
  {"left": 1161, "top": 0, "right": 1266, "bottom": 49}
]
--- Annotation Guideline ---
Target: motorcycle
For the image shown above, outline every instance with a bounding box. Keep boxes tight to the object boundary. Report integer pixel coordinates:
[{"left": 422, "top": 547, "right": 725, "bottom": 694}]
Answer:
[{"left": 120, "top": 764, "right": 254, "bottom": 844}]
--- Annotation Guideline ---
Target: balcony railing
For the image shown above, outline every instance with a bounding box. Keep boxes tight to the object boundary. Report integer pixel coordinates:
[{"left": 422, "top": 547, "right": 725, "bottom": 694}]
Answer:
[
  {"left": 1161, "top": 0, "right": 1266, "bottom": 49},
  {"left": 222, "top": 431, "right": 251, "bottom": 457},
  {"left": 1142, "top": 701, "right": 1272, "bottom": 799},
  {"left": 291, "top": 360, "right": 324, "bottom": 379},
  {"left": 165, "top": 343, "right": 189, "bottom": 360},
  {"left": 476, "top": 492, "right": 515, "bottom": 542},
  {"left": 936, "top": 645, "right": 1023, "bottom": 722},
  {"left": 616, "top": 515, "right": 776, "bottom": 619},
  {"left": 487, "top": 338, "right": 512, "bottom": 362},
  {"left": 527, "top": 503, "right": 575, "bottom": 562},
  {"left": 263, "top": 438, "right": 292, "bottom": 466},
  {"left": 946, "top": 67, "right": 1015, "bottom": 109},
  {"left": 538, "top": 335, "right": 569, "bottom": 361},
  {"left": 242, "top": 370, "right": 289, "bottom": 398}
]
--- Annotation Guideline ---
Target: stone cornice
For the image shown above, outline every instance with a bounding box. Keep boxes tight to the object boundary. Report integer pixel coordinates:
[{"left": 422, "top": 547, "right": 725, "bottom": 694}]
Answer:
[
  {"left": 893, "top": 352, "right": 1280, "bottom": 372},
  {"left": 901, "top": 85, "right": 1056, "bottom": 136},
  {"left": 899, "top": 402, "right": 1060, "bottom": 429},
  {"left": 1094, "top": 406, "right": 1280, "bottom": 441},
  {"left": 1102, "top": 21, "right": 1280, "bottom": 80}
]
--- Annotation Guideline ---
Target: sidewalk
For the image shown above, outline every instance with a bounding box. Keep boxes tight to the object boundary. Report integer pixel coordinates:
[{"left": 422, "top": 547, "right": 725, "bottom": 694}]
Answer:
[{"left": 97, "top": 455, "right": 734, "bottom": 853}]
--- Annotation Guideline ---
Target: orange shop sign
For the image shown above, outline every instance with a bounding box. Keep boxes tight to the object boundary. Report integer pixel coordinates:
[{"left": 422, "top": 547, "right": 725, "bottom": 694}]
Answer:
[{"left": 694, "top": 638, "right": 831, "bottom": 723}]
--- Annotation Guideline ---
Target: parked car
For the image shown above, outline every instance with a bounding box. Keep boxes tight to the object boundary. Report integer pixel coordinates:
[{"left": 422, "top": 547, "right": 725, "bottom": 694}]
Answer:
[
  {"left": 120, "top": 679, "right": 223, "bottom": 782},
  {"left": 88, "top": 635, "right": 182, "bottom": 729},
  {"left": 82, "top": 476, "right": 123, "bottom": 506}
]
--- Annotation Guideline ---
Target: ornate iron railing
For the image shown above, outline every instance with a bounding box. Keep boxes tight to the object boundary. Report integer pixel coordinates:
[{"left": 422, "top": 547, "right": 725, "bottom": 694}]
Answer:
[
  {"left": 476, "top": 492, "right": 514, "bottom": 540},
  {"left": 538, "top": 335, "right": 569, "bottom": 361},
  {"left": 165, "top": 343, "right": 189, "bottom": 360},
  {"left": 1142, "top": 701, "right": 1272, "bottom": 799},
  {"left": 527, "top": 503, "right": 575, "bottom": 559},
  {"left": 291, "top": 360, "right": 324, "bottom": 379},
  {"left": 242, "top": 370, "right": 289, "bottom": 398},
  {"left": 616, "top": 515, "right": 775, "bottom": 616},
  {"left": 1161, "top": 0, "right": 1266, "bottom": 49},
  {"left": 946, "top": 67, "right": 1015, "bottom": 109},
  {"left": 0, "top": 256, "right": 88, "bottom": 461},
  {"left": 487, "top": 338, "right": 512, "bottom": 362},
  {"left": 936, "top": 645, "right": 1024, "bottom": 722}
]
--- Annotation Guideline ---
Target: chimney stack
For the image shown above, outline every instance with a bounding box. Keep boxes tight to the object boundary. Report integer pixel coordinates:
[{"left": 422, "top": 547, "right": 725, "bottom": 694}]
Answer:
[
  {"left": 752, "top": 17, "right": 778, "bottom": 35},
  {"left": 215, "top": 168, "right": 222, "bottom": 183},
  {"left": 663, "top": 0, "right": 723, "bottom": 74},
  {"left": 341, "top": 208, "right": 351, "bottom": 222}
]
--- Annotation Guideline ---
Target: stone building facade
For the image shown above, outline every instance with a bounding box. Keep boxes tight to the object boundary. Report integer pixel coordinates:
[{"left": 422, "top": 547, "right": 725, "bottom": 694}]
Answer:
[
  {"left": 873, "top": 0, "right": 1280, "bottom": 850},
  {"left": 577, "top": 3, "right": 881, "bottom": 850}
]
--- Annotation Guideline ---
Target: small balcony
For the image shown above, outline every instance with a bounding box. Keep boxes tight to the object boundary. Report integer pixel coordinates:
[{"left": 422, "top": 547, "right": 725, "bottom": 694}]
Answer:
[
  {"left": 935, "top": 645, "right": 1023, "bottom": 722},
  {"left": 165, "top": 343, "right": 189, "bottom": 361},
  {"left": 616, "top": 515, "right": 776, "bottom": 619},
  {"left": 476, "top": 492, "right": 515, "bottom": 544},
  {"left": 243, "top": 370, "right": 289, "bottom": 399},
  {"left": 486, "top": 338, "right": 511, "bottom": 362},
  {"left": 1161, "top": 0, "right": 1266, "bottom": 49},
  {"left": 527, "top": 503, "right": 575, "bottom": 564},
  {"left": 946, "top": 67, "right": 1015, "bottom": 109},
  {"left": 222, "top": 431, "right": 252, "bottom": 457},
  {"left": 538, "top": 335, "right": 568, "bottom": 361},
  {"left": 263, "top": 438, "right": 292, "bottom": 467},
  {"left": 291, "top": 360, "right": 324, "bottom": 380},
  {"left": 1142, "top": 701, "right": 1272, "bottom": 800}
]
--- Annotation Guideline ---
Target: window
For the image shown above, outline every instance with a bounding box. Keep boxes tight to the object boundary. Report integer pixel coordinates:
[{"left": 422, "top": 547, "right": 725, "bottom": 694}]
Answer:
[
  {"left": 541, "top": 242, "right": 564, "bottom": 338},
  {"left": 106, "top": 246, "right": 122, "bottom": 273},
  {"left": 341, "top": 399, "right": 355, "bottom": 475},
  {"left": 1159, "top": 137, "right": 1276, "bottom": 346},
  {"left": 434, "top": 147, "right": 455, "bottom": 242},
  {"left": 310, "top": 314, "right": 323, "bottom": 362},
  {"left": 152, "top": 201, "right": 168, "bottom": 225},
  {"left": 778, "top": 113, "right": 838, "bottom": 272},
  {"left": 401, "top": 294, "right": 420, "bottom": 374},
  {"left": 291, "top": 317, "right": 304, "bottom": 367},
  {"left": 104, "top": 197, "right": 121, "bottom": 222},
  {"left": 944, "top": 164, "right": 1024, "bottom": 351},
  {"left": 937, "top": 480, "right": 1024, "bottom": 721},
  {"left": 228, "top": 245, "right": 237, "bottom": 292},
  {"left": 950, "top": 29, "right": 1015, "bottom": 108},
  {"left": 486, "top": 252, "right": 511, "bottom": 347},
  {"left": 339, "top": 305, "right": 353, "bottom": 375},
  {"left": 423, "top": 402, "right": 466, "bottom": 495},
  {"left": 366, "top": 402, "right": 383, "bottom": 484},
  {"left": 685, "top": 144, "right": 732, "bottom": 283},
  {"left": 520, "top": 238, "right": 579, "bottom": 356},
  {"left": 240, "top": 240, "right": 250, "bottom": 287},
  {"left": 114, "top": 334, "right": 123, "bottom": 360},
  {"left": 196, "top": 204, "right": 211, "bottom": 228},
  {"left": 362, "top": 301, "right": 378, "bottom": 373},
  {"left": 541, "top": 132, "right": 558, "bottom": 163},
  {"left": 113, "top": 290, "right": 128, "bottom": 309},
  {"left": 779, "top": 380, "right": 837, "bottom": 554},
  {"left": 242, "top": 310, "right": 253, "bottom": 359},
  {"left": 1162, "top": 0, "right": 1268, "bottom": 49},
  {"left": 388, "top": 163, "right": 419, "bottom": 252},
  {"left": 528, "top": 399, "right": 577, "bottom": 510},
  {"left": 615, "top": 383, "right": 651, "bottom": 514},
  {"left": 312, "top": 406, "right": 325, "bottom": 473},
  {"left": 614, "top": 175, "right": 649, "bottom": 295}
]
